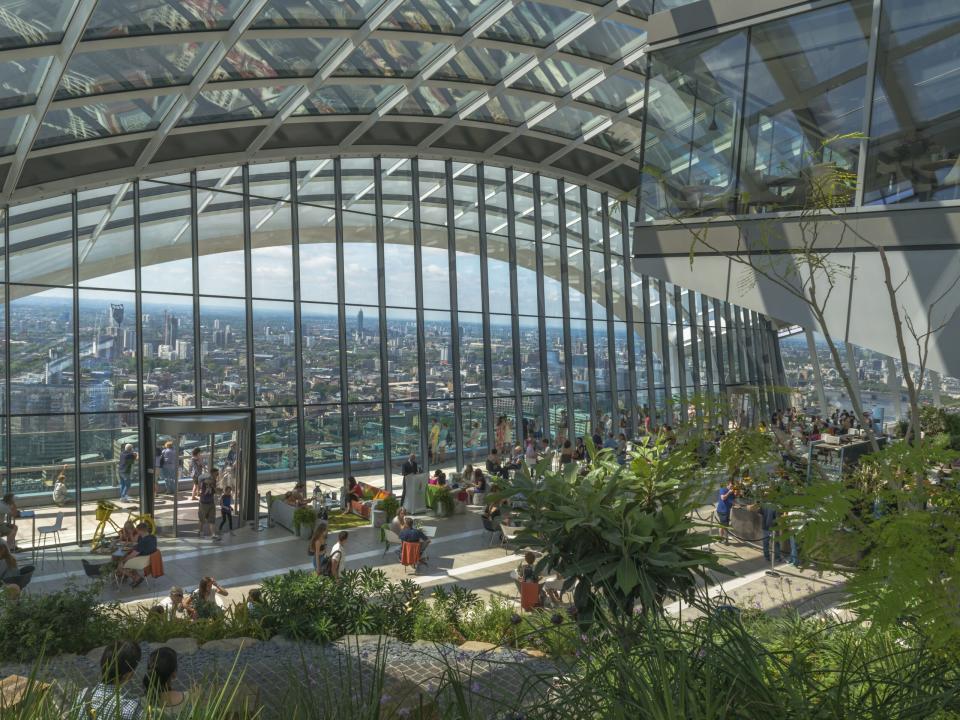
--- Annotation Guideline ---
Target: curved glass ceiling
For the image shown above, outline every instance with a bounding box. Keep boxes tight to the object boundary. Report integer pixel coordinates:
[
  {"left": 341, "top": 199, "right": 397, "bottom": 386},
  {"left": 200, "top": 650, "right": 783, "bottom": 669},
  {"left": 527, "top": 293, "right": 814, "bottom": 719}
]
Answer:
[{"left": 0, "top": 0, "right": 648, "bottom": 201}]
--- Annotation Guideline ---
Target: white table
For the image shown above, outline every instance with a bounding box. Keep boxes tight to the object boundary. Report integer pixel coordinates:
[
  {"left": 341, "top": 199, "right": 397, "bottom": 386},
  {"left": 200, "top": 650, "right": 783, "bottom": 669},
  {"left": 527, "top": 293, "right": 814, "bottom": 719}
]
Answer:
[{"left": 419, "top": 525, "right": 437, "bottom": 539}]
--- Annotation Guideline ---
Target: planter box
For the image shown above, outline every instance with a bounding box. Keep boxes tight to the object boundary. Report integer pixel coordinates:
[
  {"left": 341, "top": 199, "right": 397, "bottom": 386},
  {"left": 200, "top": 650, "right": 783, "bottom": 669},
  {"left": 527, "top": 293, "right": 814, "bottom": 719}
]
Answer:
[{"left": 731, "top": 505, "right": 763, "bottom": 542}]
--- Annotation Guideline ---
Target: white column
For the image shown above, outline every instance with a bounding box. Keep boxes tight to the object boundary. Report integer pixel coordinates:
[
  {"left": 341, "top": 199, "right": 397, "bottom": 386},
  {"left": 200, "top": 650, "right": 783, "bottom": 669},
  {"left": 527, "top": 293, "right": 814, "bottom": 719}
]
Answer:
[
  {"left": 886, "top": 357, "right": 902, "bottom": 420},
  {"left": 805, "top": 328, "right": 829, "bottom": 417}
]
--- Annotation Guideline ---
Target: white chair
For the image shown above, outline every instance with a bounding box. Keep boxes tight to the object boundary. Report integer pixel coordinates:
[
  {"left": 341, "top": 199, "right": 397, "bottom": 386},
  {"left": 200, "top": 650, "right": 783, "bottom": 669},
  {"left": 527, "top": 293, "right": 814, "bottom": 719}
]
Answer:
[
  {"left": 469, "top": 492, "right": 486, "bottom": 507},
  {"left": 121, "top": 555, "right": 152, "bottom": 590},
  {"left": 37, "top": 512, "right": 64, "bottom": 569},
  {"left": 382, "top": 528, "right": 402, "bottom": 557},
  {"left": 500, "top": 523, "right": 522, "bottom": 554}
]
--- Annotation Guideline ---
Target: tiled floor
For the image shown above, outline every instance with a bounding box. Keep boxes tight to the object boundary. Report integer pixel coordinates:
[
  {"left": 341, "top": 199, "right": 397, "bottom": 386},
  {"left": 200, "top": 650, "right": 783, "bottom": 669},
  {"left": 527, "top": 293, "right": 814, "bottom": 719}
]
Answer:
[{"left": 19, "top": 496, "right": 845, "bottom": 619}]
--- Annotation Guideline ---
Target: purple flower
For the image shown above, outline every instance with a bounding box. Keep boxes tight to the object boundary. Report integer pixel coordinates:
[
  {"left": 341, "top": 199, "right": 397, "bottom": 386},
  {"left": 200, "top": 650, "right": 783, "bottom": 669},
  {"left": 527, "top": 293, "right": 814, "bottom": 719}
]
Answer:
[
  {"left": 566, "top": 605, "right": 578, "bottom": 618},
  {"left": 380, "top": 694, "right": 393, "bottom": 706},
  {"left": 510, "top": 613, "right": 522, "bottom": 626},
  {"left": 471, "top": 681, "right": 481, "bottom": 693},
  {"left": 551, "top": 613, "right": 563, "bottom": 625}
]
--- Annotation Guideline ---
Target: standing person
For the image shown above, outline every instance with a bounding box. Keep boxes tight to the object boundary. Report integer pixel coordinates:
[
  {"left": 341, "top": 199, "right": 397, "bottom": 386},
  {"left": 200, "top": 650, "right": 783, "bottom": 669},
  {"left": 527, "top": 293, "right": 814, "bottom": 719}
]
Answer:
[
  {"left": 189, "top": 448, "right": 205, "bottom": 502},
  {"left": 400, "top": 453, "right": 418, "bottom": 509},
  {"left": 329, "top": 531, "right": 348, "bottom": 579},
  {"left": 0, "top": 493, "right": 21, "bottom": 551},
  {"left": 429, "top": 419, "right": 441, "bottom": 466},
  {"left": 159, "top": 441, "right": 177, "bottom": 495},
  {"left": 118, "top": 444, "right": 138, "bottom": 504},
  {"left": 76, "top": 641, "right": 144, "bottom": 720},
  {"left": 495, "top": 416, "right": 506, "bottom": 454},
  {"left": 222, "top": 440, "right": 238, "bottom": 482},
  {"left": 468, "top": 421, "right": 481, "bottom": 460},
  {"left": 309, "top": 521, "right": 329, "bottom": 576},
  {"left": 443, "top": 422, "right": 454, "bottom": 464},
  {"left": 559, "top": 439, "right": 574, "bottom": 466},
  {"left": 716, "top": 479, "right": 737, "bottom": 544},
  {"left": 198, "top": 469, "right": 218, "bottom": 540},
  {"left": 184, "top": 576, "right": 228, "bottom": 619},
  {"left": 761, "top": 501, "right": 781, "bottom": 563},
  {"left": 218, "top": 486, "right": 234, "bottom": 536}
]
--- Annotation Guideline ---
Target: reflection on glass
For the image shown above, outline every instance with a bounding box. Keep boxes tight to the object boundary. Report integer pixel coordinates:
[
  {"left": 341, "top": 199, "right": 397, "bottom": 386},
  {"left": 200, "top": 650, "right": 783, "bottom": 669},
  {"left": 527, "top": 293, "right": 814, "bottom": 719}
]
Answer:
[
  {"left": 512, "top": 58, "right": 598, "bottom": 97},
  {"left": 256, "top": 406, "right": 300, "bottom": 485},
  {"left": 461, "top": 398, "right": 488, "bottom": 462},
  {"left": 200, "top": 298, "right": 248, "bottom": 407},
  {"left": 139, "top": 181, "right": 193, "bottom": 295},
  {"left": 253, "top": 300, "right": 296, "bottom": 406},
  {"left": 79, "top": 412, "right": 139, "bottom": 541},
  {"left": 295, "top": 83, "right": 400, "bottom": 115},
  {"left": 565, "top": 20, "right": 647, "bottom": 64},
  {"left": 641, "top": 32, "right": 749, "bottom": 219},
  {"left": 336, "top": 39, "right": 446, "bottom": 78},
  {"left": 486, "top": 235, "right": 511, "bottom": 314},
  {"left": 579, "top": 74, "right": 646, "bottom": 112},
  {"left": 516, "top": 239, "right": 539, "bottom": 313},
  {"left": 0, "top": 1, "right": 73, "bottom": 48},
  {"left": 739, "top": 1, "right": 871, "bottom": 213},
  {"left": 519, "top": 316, "right": 541, "bottom": 394},
  {"left": 85, "top": 0, "right": 247, "bottom": 38},
  {"left": 78, "top": 184, "right": 136, "bottom": 290},
  {"left": 180, "top": 86, "right": 298, "bottom": 126},
  {"left": 0, "top": 56, "right": 51, "bottom": 109},
  {"left": 865, "top": 0, "right": 960, "bottom": 205},
  {"left": 9, "top": 195, "right": 73, "bottom": 286},
  {"left": 432, "top": 47, "right": 532, "bottom": 85},
  {"left": 346, "top": 305, "right": 381, "bottom": 402},
  {"left": 545, "top": 319, "right": 566, "bottom": 395},
  {"left": 301, "top": 302, "right": 340, "bottom": 405},
  {"left": 482, "top": 2, "right": 587, "bottom": 48},
  {"left": 469, "top": 95, "right": 551, "bottom": 126},
  {"left": 421, "top": 235, "right": 450, "bottom": 310},
  {"left": 79, "top": 290, "right": 138, "bottom": 413},
  {"left": 38, "top": 95, "right": 175, "bottom": 148},
  {"left": 390, "top": 401, "right": 420, "bottom": 464},
  {"left": 59, "top": 43, "right": 211, "bottom": 99},
  {"left": 10, "top": 286, "right": 74, "bottom": 414},
  {"left": 348, "top": 402, "right": 384, "bottom": 469},
  {"left": 254, "top": 0, "right": 382, "bottom": 29},
  {"left": 10, "top": 414, "right": 74, "bottom": 545},
  {"left": 142, "top": 293, "right": 195, "bottom": 409},
  {"left": 384, "top": 225, "right": 416, "bottom": 308},
  {"left": 382, "top": 0, "right": 500, "bottom": 34},
  {"left": 214, "top": 37, "right": 336, "bottom": 81}
]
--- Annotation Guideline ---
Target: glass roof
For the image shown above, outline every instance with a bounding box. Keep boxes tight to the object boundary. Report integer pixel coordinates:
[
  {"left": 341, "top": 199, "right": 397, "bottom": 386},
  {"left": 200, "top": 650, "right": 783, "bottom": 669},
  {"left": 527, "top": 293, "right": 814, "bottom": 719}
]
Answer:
[{"left": 0, "top": 0, "right": 651, "bottom": 199}]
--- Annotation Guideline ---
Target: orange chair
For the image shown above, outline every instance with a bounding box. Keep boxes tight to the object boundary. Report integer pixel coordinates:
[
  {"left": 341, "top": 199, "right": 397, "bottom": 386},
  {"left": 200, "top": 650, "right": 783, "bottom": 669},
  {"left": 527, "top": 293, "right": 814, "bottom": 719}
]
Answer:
[
  {"left": 520, "top": 581, "right": 542, "bottom": 611},
  {"left": 145, "top": 551, "right": 164, "bottom": 581},
  {"left": 400, "top": 541, "right": 421, "bottom": 574}
]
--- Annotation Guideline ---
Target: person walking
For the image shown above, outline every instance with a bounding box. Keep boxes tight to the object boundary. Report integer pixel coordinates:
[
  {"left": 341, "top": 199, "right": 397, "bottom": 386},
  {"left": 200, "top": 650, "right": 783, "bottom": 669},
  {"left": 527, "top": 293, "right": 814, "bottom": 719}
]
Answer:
[
  {"left": 189, "top": 448, "right": 205, "bottom": 501},
  {"left": 218, "top": 486, "right": 234, "bottom": 536},
  {"left": 198, "top": 469, "right": 219, "bottom": 540},
  {"left": 117, "top": 444, "right": 137, "bottom": 503},
  {"left": 159, "top": 441, "right": 177, "bottom": 495}
]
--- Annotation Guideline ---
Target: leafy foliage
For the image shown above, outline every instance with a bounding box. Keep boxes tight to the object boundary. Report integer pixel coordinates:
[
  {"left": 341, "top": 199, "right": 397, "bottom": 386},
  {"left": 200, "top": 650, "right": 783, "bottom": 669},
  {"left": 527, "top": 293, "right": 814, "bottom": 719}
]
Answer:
[{"left": 498, "top": 438, "right": 725, "bottom": 623}]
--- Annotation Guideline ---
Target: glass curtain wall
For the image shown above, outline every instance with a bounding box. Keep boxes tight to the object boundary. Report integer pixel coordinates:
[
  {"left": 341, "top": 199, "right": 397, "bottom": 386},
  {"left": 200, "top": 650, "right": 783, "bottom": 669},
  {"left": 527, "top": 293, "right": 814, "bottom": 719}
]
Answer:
[
  {"left": 0, "top": 157, "right": 781, "bottom": 547},
  {"left": 640, "top": 0, "right": 960, "bottom": 218}
]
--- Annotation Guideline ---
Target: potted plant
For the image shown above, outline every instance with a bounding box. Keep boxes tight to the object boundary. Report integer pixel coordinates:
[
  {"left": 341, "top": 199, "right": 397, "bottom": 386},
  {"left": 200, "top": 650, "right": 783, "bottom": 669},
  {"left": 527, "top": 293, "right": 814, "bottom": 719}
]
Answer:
[
  {"left": 434, "top": 487, "right": 455, "bottom": 518},
  {"left": 293, "top": 506, "right": 317, "bottom": 537},
  {"left": 379, "top": 494, "right": 399, "bottom": 522}
]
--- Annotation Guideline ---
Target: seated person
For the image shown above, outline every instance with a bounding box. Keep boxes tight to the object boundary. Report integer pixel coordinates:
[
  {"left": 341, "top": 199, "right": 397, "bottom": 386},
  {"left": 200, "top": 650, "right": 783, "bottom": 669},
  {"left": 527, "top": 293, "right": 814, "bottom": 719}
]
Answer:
[
  {"left": 347, "top": 476, "right": 363, "bottom": 502},
  {"left": 0, "top": 543, "right": 18, "bottom": 583},
  {"left": 119, "top": 520, "right": 138, "bottom": 544},
  {"left": 389, "top": 507, "right": 408, "bottom": 536},
  {"left": 119, "top": 522, "right": 157, "bottom": 588},
  {"left": 0, "top": 493, "right": 22, "bottom": 552},
  {"left": 291, "top": 482, "right": 308, "bottom": 504},
  {"left": 159, "top": 586, "right": 188, "bottom": 619},
  {"left": 398, "top": 516, "right": 430, "bottom": 559},
  {"left": 516, "top": 550, "right": 540, "bottom": 584},
  {"left": 246, "top": 588, "right": 264, "bottom": 619},
  {"left": 486, "top": 449, "right": 507, "bottom": 479},
  {"left": 184, "top": 576, "right": 228, "bottom": 619},
  {"left": 467, "top": 468, "right": 487, "bottom": 498},
  {"left": 432, "top": 469, "right": 447, "bottom": 486},
  {"left": 75, "top": 641, "right": 144, "bottom": 720},
  {"left": 283, "top": 491, "right": 306, "bottom": 508},
  {"left": 143, "top": 646, "right": 190, "bottom": 716}
]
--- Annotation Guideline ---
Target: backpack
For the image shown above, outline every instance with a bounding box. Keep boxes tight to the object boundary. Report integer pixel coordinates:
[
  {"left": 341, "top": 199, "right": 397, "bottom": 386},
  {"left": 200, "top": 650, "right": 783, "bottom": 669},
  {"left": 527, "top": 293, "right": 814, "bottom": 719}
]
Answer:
[{"left": 318, "top": 549, "right": 341, "bottom": 577}]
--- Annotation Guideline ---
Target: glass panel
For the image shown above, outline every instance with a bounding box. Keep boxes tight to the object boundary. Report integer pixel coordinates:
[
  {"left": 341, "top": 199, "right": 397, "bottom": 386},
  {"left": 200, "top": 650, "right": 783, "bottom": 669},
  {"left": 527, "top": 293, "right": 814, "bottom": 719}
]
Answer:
[
  {"left": 594, "top": 320, "right": 611, "bottom": 391},
  {"left": 565, "top": 184, "right": 583, "bottom": 247},
  {"left": 346, "top": 305, "right": 381, "bottom": 401},
  {"left": 199, "top": 297, "right": 249, "bottom": 407},
  {"left": 484, "top": 166, "right": 508, "bottom": 237},
  {"left": 142, "top": 293, "right": 195, "bottom": 409},
  {"left": 513, "top": 173, "right": 535, "bottom": 241},
  {"left": 588, "top": 122, "right": 645, "bottom": 156},
  {"left": 459, "top": 311, "right": 486, "bottom": 397},
  {"left": 568, "top": 247, "right": 587, "bottom": 318},
  {"left": 739, "top": 1, "right": 871, "bottom": 213},
  {"left": 139, "top": 180, "right": 193, "bottom": 295},
  {"left": 381, "top": 223, "right": 415, "bottom": 308},
  {"left": 386, "top": 307, "right": 419, "bottom": 399},
  {"left": 9, "top": 195, "right": 73, "bottom": 286},
  {"left": 424, "top": 310, "right": 453, "bottom": 398},
  {"left": 0, "top": 114, "right": 27, "bottom": 156},
  {"left": 382, "top": 0, "right": 500, "bottom": 34},
  {"left": 194, "top": 187, "right": 245, "bottom": 297},
  {"left": 0, "top": 56, "right": 50, "bottom": 109},
  {"left": 295, "top": 84, "right": 401, "bottom": 115},
  {"left": 10, "top": 285, "right": 74, "bottom": 414},
  {"left": 486, "top": 234, "right": 511, "bottom": 314},
  {"left": 10, "top": 414, "right": 75, "bottom": 551},
  {"left": 37, "top": 95, "right": 175, "bottom": 148},
  {"left": 432, "top": 47, "right": 532, "bottom": 85},
  {"left": 565, "top": 20, "right": 647, "bottom": 64},
  {"left": 343, "top": 211, "right": 379, "bottom": 305},
  {"left": 250, "top": 161, "right": 292, "bottom": 200},
  {"left": 535, "top": 106, "right": 604, "bottom": 140},
  {"left": 392, "top": 86, "right": 483, "bottom": 118},
  {"left": 590, "top": 250, "right": 607, "bottom": 319},
  {"left": 254, "top": 0, "right": 381, "bottom": 29},
  {"left": 250, "top": 199, "right": 293, "bottom": 300},
  {"left": 301, "top": 302, "right": 341, "bottom": 405},
  {"left": 85, "top": 0, "right": 248, "bottom": 38},
  {"left": 304, "top": 404, "right": 343, "bottom": 479},
  {"left": 469, "top": 95, "right": 551, "bottom": 126},
  {"left": 519, "top": 316, "right": 541, "bottom": 394},
  {"left": 541, "top": 177, "right": 560, "bottom": 245},
  {"left": 633, "top": 324, "right": 649, "bottom": 389},
  {"left": 548, "top": 395, "right": 569, "bottom": 445},
  {"left": 641, "top": 31, "right": 749, "bottom": 219},
  {"left": 79, "top": 412, "right": 139, "bottom": 543},
  {"left": 253, "top": 300, "right": 296, "bottom": 406},
  {"left": 455, "top": 231, "right": 482, "bottom": 312},
  {"left": 513, "top": 59, "right": 599, "bottom": 97},
  {"left": 180, "top": 86, "right": 298, "bottom": 126},
  {"left": 490, "top": 314, "right": 515, "bottom": 396},
  {"left": 347, "top": 402, "right": 384, "bottom": 475},
  {"left": 461, "top": 398, "right": 488, "bottom": 463},
  {"left": 545, "top": 318, "right": 566, "bottom": 394},
  {"left": 341, "top": 158, "right": 376, "bottom": 214},
  {"left": 580, "top": 73, "right": 646, "bottom": 113},
  {"left": 542, "top": 245, "right": 563, "bottom": 319},
  {"left": 78, "top": 184, "right": 136, "bottom": 290},
  {"left": 419, "top": 158, "right": 447, "bottom": 227},
  {"left": 620, "top": 1, "right": 655, "bottom": 20},
  {"left": 256, "top": 406, "right": 300, "bottom": 490},
  {"left": 78, "top": 290, "right": 138, "bottom": 412},
  {"left": 865, "top": 0, "right": 960, "bottom": 205},
  {"left": 213, "top": 37, "right": 336, "bottom": 81},
  {"left": 298, "top": 204, "right": 339, "bottom": 303},
  {"left": 59, "top": 43, "right": 211, "bottom": 99},
  {"left": 570, "top": 319, "right": 588, "bottom": 393},
  {"left": 390, "top": 401, "right": 421, "bottom": 467},
  {"left": 572, "top": 393, "right": 591, "bottom": 438},
  {"left": 516, "top": 239, "right": 539, "bottom": 314},
  {"left": 421, "top": 229, "right": 450, "bottom": 310},
  {"left": 335, "top": 39, "right": 447, "bottom": 78},
  {"left": 296, "top": 157, "right": 336, "bottom": 208},
  {"left": 0, "top": 1, "right": 73, "bottom": 48},
  {"left": 482, "top": 2, "right": 588, "bottom": 48}
]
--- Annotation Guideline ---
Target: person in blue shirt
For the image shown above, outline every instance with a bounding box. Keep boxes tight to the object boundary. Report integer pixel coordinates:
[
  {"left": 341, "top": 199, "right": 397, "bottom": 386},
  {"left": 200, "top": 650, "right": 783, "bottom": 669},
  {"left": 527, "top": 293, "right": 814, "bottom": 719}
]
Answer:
[
  {"left": 760, "top": 502, "right": 782, "bottom": 562},
  {"left": 398, "top": 516, "right": 431, "bottom": 559},
  {"left": 120, "top": 522, "right": 157, "bottom": 588},
  {"left": 716, "top": 479, "right": 737, "bottom": 544}
]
